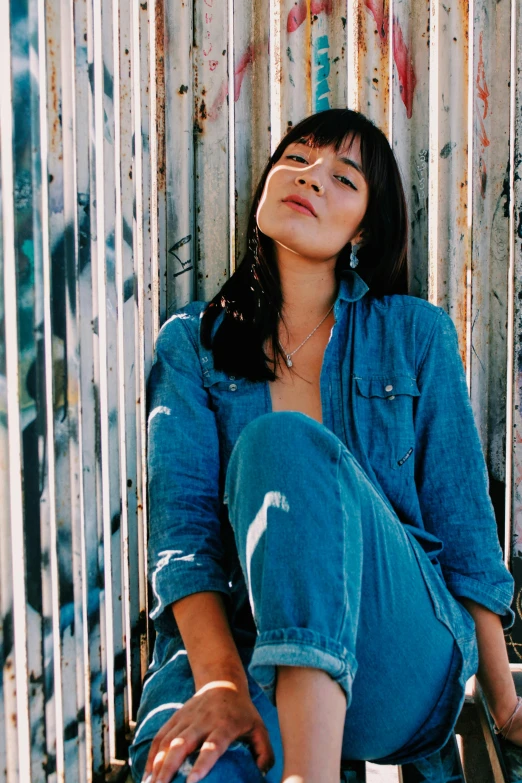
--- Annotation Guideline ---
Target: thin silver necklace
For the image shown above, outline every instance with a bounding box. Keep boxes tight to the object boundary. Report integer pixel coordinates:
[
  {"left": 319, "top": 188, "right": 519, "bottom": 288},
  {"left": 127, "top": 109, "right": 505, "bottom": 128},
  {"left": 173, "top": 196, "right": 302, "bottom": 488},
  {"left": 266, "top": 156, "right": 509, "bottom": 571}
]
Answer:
[{"left": 279, "top": 303, "right": 335, "bottom": 368}]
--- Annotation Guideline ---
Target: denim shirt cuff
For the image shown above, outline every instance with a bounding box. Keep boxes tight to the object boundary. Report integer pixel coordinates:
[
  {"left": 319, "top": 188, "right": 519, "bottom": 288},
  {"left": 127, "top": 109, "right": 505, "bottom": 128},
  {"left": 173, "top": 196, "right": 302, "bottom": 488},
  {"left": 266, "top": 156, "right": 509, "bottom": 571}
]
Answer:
[
  {"left": 149, "top": 559, "right": 231, "bottom": 637},
  {"left": 444, "top": 572, "right": 515, "bottom": 630}
]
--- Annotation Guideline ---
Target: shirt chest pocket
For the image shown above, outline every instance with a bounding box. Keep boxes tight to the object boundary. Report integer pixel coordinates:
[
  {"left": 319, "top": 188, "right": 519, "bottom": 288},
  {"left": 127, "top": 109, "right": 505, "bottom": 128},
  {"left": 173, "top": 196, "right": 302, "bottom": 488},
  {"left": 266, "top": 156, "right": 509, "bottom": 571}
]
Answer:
[{"left": 353, "top": 373, "right": 420, "bottom": 472}]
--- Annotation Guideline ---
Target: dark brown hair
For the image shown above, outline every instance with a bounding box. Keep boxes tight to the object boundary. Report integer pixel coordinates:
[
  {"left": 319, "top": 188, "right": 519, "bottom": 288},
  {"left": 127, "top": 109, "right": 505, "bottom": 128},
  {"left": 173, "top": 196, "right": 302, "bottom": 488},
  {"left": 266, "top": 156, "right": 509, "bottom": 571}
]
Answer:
[{"left": 201, "top": 108, "right": 409, "bottom": 381}]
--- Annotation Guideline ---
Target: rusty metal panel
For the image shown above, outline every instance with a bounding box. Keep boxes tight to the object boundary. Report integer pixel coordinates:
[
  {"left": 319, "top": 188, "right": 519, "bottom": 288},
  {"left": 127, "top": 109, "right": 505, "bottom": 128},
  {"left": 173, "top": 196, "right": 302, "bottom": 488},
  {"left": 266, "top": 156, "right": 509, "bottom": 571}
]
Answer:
[
  {"left": 92, "top": 0, "right": 127, "bottom": 758},
  {"left": 164, "top": 0, "right": 195, "bottom": 310},
  {"left": 115, "top": 0, "right": 146, "bottom": 721},
  {"left": 470, "top": 3, "right": 512, "bottom": 486},
  {"left": 429, "top": 0, "right": 470, "bottom": 329},
  {"left": 0, "top": 118, "right": 10, "bottom": 783},
  {"left": 193, "top": 0, "right": 231, "bottom": 300},
  {"left": 350, "top": 0, "right": 391, "bottom": 135},
  {"left": 277, "top": 0, "right": 312, "bottom": 143},
  {"left": 74, "top": 0, "right": 109, "bottom": 775},
  {"left": 1, "top": 2, "right": 35, "bottom": 781},
  {"left": 130, "top": 0, "right": 153, "bottom": 699},
  {"left": 0, "top": 9, "right": 24, "bottom": 781},
  {"left": 42, "top": 0, "right": 90, "bottom": 777},
  {"left": 509, "top": 0, "right": 522, "bottom": 661},
  {"left": 392, "top": 0, "right": 430, "bottom": 300},
  {"left": 231, "top": 0, "right": 270, "bottom": 268}
]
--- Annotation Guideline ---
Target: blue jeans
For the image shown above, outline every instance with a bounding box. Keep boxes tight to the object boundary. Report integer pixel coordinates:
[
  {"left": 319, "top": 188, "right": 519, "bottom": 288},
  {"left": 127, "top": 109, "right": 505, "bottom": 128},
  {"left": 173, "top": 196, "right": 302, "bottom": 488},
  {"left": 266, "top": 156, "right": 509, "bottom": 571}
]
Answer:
[{"left": 130, "top": 412, "right": 465, "bottom": 781}]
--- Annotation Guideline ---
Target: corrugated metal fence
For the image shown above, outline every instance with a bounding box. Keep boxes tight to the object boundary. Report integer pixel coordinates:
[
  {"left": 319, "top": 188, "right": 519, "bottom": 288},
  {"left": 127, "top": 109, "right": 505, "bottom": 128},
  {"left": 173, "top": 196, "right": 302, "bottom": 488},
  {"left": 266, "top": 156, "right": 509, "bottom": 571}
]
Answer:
[{"left": 0, "top": 0, "right": 521, "bottom": 780}]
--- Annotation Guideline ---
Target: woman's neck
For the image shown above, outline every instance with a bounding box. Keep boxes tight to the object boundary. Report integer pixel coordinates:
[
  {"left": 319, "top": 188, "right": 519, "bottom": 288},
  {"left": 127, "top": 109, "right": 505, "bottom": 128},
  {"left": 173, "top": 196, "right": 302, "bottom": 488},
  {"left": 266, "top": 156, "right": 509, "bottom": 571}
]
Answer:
[{"left": 278, "top": 264, "right": 338, "bottom": 328}]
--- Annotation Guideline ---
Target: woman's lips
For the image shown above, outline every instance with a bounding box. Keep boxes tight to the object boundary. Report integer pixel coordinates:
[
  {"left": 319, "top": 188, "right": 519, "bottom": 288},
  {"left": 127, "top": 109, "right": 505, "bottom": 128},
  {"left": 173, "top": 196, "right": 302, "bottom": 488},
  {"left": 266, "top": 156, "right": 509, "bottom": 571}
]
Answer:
[{"left": 282, "top": 201, "right": 315, "bottom": 217}]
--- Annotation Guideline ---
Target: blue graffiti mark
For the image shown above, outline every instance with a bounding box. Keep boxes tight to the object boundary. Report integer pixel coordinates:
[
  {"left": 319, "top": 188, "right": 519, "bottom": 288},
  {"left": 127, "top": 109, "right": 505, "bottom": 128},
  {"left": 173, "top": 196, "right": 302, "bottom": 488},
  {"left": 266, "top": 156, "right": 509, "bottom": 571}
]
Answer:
[{"left": 314, "top": 34, "right": 330, "bottom": 111}]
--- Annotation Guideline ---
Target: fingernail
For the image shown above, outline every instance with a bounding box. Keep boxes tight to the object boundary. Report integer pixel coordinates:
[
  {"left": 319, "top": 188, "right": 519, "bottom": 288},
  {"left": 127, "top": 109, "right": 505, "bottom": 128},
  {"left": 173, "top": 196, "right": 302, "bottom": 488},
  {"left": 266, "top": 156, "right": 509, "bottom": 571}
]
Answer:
[{"left": 186, "top": 775, "right": 200, "bottom": 783}]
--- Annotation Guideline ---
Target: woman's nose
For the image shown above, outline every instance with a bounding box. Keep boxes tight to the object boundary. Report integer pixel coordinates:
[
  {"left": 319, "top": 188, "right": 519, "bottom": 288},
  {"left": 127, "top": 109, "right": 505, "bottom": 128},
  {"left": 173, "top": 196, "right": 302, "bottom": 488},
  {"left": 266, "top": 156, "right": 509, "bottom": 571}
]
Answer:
[{"left": 294, "top": 173, "right": 325, "bottom": 193}]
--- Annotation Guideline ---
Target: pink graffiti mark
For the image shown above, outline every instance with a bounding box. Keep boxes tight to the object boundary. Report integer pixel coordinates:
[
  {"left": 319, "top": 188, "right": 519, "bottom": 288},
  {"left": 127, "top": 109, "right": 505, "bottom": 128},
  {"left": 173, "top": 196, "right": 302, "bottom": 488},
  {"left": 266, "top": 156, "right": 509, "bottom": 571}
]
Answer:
[
  {"left": 208, "top": 41, "right": 262, "bottom": 121},
  {"left": 392, "top": 17, "right": 417, "bottom": 120},
  {"left": 364, "top": 4, "right": 417, "bottom": 120},
  {"left": 364, "top": 0, "right": 389, "bottom": 41},
  {"left": 476, "top": 32, "right": 489, "bottom": 118},
  {"left": 475, "top": 31, "right": 490, "bottom": 198},
  {"left": 287, "top": 0, "right": 333, "bottom": 33},
  {"left": 476, "top": 31, "right": 490, "bottom": 148}
]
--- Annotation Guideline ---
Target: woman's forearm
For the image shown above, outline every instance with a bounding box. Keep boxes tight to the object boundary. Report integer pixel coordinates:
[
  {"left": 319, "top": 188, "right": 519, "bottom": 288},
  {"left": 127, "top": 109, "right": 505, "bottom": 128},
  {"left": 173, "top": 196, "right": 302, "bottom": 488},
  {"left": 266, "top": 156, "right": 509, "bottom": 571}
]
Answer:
[
  {"left": 460, "top": 597, "right": 517, "bottom": 727},
  {"left": 171, "top": 591, "right": 249, "bottom": 692}
]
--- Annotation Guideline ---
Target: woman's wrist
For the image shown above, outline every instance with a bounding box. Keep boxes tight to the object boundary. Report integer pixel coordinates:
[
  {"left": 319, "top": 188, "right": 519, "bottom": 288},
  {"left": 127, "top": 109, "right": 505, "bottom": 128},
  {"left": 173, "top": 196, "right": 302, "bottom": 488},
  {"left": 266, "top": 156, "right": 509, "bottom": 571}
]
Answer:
[
  {"left": 171, "top": 591, "right": 249, "bottom": 693},
  {"left": 491, "top": 694, "right": 521, "bottom": 733},
  {"left": 193, "top": 659, "right": 249, "bottom": 693}
]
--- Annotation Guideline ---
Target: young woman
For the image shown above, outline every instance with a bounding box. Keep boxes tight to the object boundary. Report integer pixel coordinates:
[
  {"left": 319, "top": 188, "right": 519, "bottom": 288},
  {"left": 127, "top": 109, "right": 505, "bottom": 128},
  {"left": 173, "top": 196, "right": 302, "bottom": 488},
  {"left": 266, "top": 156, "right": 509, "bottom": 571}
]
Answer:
[{"left": 129, "top": 109, "right": 519, "bottom": 783}]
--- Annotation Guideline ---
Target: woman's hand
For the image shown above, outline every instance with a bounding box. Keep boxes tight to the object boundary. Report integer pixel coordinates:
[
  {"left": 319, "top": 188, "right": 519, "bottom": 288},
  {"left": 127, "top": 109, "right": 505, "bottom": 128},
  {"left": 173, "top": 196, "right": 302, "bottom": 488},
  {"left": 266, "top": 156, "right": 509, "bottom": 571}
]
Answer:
[{"left": 143, "top": 679, "right": 275, "bottom": 783}]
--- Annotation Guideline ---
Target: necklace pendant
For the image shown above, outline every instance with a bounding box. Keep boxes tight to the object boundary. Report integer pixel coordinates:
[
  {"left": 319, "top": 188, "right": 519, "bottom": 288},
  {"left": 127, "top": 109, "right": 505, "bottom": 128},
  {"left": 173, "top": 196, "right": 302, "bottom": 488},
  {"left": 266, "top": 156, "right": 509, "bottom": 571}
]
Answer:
[{"left": 286, "top": 356, "right": 293, "bottom": 368}]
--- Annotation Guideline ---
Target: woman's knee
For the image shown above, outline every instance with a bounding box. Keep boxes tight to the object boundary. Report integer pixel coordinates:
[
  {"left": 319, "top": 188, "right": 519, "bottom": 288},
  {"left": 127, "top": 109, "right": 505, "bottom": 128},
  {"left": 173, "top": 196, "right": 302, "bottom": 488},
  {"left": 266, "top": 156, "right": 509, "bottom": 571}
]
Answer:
[
  {"left": 129, "top": 738, "right": 266, "bottom": 782},
  {"left": 226, "top": 411, "right": 343, "bottom": 500},
  {"left": 234, "top": 411, "right": 343, "bottom": 465}
]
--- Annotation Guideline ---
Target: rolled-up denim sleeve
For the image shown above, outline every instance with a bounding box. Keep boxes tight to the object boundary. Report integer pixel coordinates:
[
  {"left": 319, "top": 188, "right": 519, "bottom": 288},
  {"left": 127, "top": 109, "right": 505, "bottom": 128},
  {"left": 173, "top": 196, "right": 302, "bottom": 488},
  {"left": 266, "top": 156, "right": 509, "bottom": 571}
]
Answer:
[
  {"left": 146, "top": 311, "right": 229, "bottom": 637},
  {"left": 414, "top": 308, "right": 515, "bottom": 630}
]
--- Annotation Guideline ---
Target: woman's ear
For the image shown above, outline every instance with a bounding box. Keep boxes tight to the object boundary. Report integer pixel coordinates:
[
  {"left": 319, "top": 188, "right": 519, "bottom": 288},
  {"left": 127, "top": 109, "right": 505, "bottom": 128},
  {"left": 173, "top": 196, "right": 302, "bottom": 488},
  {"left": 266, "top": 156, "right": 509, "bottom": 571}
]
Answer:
[{"left": 351, "top": 230, "right": 367, "bottom": 248}]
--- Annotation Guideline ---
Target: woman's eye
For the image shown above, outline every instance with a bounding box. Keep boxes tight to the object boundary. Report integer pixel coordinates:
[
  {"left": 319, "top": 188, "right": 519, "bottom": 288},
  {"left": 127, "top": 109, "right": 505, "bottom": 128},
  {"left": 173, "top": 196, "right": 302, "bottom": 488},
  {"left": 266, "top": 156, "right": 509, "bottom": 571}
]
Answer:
[
  {"left": 286, "top": 155, "right": 357, "bottom": 190},
  {"left": 337, "top": 176, "right": 357, "bottom": 190}
]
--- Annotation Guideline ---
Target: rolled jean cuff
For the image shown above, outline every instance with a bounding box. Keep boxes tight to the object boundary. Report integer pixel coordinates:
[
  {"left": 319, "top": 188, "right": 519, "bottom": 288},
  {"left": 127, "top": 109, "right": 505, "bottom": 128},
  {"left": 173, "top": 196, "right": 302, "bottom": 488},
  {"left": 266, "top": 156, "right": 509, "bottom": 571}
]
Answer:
[{"left": 248, "top": 627, "right": 357, "bottom": 706}]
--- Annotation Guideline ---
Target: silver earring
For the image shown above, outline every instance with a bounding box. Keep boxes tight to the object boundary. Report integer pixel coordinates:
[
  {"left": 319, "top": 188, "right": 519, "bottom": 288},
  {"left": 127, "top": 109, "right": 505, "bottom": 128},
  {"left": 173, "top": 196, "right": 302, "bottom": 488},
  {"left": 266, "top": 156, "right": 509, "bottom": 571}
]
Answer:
[{"left": 349, "top": 243, "right": 359, "bottom": 268}]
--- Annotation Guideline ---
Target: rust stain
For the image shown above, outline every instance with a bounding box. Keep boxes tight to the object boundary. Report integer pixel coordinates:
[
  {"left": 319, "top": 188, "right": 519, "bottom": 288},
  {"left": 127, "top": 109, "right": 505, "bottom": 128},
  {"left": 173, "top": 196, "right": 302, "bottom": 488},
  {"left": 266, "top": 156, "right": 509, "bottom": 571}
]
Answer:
[
  {"left": 155, "top": 0, "right": 166, "bottom": 193},
  {"left": 455, "top": 262, "right": 468, "bottom": 366}
]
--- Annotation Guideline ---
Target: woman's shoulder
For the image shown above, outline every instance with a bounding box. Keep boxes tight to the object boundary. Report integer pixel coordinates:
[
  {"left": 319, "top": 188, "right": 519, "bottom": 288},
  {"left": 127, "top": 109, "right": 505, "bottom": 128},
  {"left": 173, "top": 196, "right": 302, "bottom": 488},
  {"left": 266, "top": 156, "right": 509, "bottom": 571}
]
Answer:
[
  {"left": 368, "top": 292, "right": 450, "bottom": 335},
  {"left": 370, "top": 292, "right": 443, "bottom": 317},
  {"left": 156, "top": 300, "right": 210, "bottom": 348}
]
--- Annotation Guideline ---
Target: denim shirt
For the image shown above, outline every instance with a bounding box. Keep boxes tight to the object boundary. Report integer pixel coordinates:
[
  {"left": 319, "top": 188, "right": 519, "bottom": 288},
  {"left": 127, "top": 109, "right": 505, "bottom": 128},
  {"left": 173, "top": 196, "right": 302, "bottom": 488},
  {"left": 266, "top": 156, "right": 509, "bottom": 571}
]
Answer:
[{"left": 146, "top": 269, "right": 515, "bottom": 763}]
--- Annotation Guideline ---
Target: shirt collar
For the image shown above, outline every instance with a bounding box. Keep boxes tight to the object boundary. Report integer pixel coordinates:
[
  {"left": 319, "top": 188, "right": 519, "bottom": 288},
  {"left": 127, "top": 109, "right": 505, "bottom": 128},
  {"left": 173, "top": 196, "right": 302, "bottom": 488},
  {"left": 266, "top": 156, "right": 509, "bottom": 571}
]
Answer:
[{"left": 336, "top": 270, "right": 370, "bottom": 307}]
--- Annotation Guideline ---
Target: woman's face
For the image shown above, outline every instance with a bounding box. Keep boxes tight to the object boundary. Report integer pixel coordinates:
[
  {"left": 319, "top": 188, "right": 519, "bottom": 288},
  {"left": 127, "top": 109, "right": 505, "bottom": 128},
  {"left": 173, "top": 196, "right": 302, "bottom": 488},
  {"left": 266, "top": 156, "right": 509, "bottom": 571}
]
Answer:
[{"left": 256, "top": 134, "right": 370, "bottom": 265}]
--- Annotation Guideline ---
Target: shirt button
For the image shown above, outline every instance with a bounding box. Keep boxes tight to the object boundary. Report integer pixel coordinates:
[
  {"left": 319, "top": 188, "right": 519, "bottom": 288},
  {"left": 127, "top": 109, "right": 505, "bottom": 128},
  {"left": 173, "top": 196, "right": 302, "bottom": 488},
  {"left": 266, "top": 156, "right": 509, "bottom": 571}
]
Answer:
[
  {"left": 229, "top": 375, "right": 236, "bottom": 380},
  {"left": 229, "top": 384, "right": 237, "bottom": 392},
  {"left": 388, "top": 395, "right": 395, "bottom": 401},
  {"left": 385, "top": 384, "right": 393, "bottom": 392}
]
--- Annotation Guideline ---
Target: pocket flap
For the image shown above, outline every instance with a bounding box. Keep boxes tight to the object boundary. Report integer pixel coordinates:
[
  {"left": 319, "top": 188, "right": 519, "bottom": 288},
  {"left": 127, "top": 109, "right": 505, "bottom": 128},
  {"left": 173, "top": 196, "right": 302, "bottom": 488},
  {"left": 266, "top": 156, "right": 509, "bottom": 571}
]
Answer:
[{"left": 355, "top": 374, "right": 420, "bottom": 399}]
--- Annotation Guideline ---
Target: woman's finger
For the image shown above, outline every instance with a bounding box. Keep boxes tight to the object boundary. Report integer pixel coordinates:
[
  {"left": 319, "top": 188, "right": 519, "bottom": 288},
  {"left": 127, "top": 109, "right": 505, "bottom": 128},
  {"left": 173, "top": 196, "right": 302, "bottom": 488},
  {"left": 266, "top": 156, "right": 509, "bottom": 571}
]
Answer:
[
  {"left": 150, "top": 726, "right": 203, "bottom": 783},
  {"left": 143, "top": 711, "right": 183, "bottom": 778},
  {"left": 248, "top": 721, "right": 275, "bottom": 774},
  {"left": 184, "top": 730, "right": 231, "bottom": 783}
]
